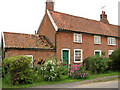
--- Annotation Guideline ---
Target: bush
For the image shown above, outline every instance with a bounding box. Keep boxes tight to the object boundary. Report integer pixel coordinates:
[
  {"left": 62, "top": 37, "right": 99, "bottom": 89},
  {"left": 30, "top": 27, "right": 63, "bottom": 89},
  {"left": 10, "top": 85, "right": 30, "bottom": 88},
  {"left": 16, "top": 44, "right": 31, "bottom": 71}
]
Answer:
[
  {"left": 110, "top": 49, "right": 120, "bottom": 71},
  {"left": 84, "top": 56, "right": 110, "bottom": 74},
  {"left": 41, "top": 59, "right": 60, "bottom": 81},
  {"left": 2, "top": 55, "right": 36, "bottom": 85},
  {"left": 68, "top": 64, "right": 88, "bottom": 79},
  {"left": 57, "top": 59, "right": 69, "bottom": 76}
]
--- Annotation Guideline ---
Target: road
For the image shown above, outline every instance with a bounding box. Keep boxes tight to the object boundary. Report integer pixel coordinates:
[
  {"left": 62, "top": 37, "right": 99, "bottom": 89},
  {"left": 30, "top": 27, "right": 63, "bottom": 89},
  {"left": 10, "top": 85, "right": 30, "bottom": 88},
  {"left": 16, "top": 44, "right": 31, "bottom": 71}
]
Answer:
[{"left": 32, "top": 80, "right": 118, "bottom": 88}]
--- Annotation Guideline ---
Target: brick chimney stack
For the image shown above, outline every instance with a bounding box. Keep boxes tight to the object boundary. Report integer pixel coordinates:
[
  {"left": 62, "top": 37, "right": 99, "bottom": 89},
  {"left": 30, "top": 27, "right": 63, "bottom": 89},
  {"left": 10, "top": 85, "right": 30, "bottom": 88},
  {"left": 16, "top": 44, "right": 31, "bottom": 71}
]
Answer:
[
  {"left": 100, "top": 11, "right": 109, "bottom": 24},
  {"left": 46, "top": 0, "right": 54, "bottom": 11}
]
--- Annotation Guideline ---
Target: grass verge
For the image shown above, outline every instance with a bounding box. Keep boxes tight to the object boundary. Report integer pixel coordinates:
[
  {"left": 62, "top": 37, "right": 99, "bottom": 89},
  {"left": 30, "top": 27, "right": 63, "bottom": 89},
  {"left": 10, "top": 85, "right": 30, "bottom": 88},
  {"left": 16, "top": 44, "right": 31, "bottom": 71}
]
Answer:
[{"left": 2, "top": 71, "right": 119, "bottom": 88}]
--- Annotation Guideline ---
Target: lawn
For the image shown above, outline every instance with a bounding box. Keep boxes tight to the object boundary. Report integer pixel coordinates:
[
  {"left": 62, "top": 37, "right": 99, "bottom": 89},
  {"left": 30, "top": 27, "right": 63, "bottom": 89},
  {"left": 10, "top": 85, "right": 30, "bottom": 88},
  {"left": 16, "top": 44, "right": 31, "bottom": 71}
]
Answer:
[{"left": 2, "top": 71, "right": 119, "bottom": 88}]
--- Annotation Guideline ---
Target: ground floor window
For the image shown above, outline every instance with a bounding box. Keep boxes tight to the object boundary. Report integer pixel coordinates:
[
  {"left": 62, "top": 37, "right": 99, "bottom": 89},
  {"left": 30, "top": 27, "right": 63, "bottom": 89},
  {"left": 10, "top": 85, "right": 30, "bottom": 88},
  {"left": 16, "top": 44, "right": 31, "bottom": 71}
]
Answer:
[
  {"left": 108, "top": 50, "right": 114, "bottom": 57},
  {"left": 94, "top": 50, "right": 101, "bottom": 56},
  {"left": 25, "top": 55, "right": 33, "bottom": 68},
  {"left": 74, "top": 49, "right": 82, "bottom": 63}
]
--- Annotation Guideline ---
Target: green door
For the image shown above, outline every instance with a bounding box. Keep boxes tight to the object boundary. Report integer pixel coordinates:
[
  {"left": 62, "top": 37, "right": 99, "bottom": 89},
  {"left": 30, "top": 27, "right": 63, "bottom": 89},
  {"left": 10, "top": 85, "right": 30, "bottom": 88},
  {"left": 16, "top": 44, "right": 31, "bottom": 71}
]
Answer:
[{"left": 62, "top": 50, "right": 69, "bottom": 65}]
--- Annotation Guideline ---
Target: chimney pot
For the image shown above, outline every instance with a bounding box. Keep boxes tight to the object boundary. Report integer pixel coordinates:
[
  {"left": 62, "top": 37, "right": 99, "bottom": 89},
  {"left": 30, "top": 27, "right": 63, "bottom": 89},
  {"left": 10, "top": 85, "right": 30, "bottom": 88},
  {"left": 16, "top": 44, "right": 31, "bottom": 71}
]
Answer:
[{"left": 100, "top": 11, "right": 109, "bottom": 24}]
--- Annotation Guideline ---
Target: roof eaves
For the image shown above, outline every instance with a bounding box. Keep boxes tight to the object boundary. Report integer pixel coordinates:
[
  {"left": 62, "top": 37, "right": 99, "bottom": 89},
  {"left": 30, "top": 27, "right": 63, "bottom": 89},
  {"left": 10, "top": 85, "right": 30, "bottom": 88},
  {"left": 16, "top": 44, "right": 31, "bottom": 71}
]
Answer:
[
  {"left": 5, "top": 47, "right": 55, "bottom": 51},
  {"left": 58, "top": 28, "right": 119, "bottom": 38}
]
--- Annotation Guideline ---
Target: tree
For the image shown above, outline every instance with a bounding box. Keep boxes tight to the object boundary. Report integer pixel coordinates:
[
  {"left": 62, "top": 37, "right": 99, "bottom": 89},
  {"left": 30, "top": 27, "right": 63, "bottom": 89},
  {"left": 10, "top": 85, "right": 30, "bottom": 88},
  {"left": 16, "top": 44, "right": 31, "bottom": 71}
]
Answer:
[{"left": 110, "top": 49, "right": 120, "bottom": 71}]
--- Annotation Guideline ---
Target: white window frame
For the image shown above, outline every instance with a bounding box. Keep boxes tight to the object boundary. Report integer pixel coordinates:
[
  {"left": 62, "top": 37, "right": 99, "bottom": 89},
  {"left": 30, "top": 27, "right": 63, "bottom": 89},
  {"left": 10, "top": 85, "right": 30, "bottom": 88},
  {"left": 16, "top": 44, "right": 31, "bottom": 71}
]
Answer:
[
  {"left": 108, "top": 50, "right": 114, "bottom": 57},
  {"left": 108, "top": 37, "right": 116, "bottom": 45},
  {"left": 25, "top": 55, "right": 33, "bottom": 68},
  {"left": 94, "top": 35, "right": 101, "bottom": 44},
  {"left": 74, "top": 49, "right": 83, "bottom": 63},
  {"left": 74, "top": 33, "right": 82, "bottom": 43},
  {"left": 61, "top": 49, "right": 70, "bottom": 64},
  {"left": 94, "top": 50, "right": 101, "bottom": 56}
]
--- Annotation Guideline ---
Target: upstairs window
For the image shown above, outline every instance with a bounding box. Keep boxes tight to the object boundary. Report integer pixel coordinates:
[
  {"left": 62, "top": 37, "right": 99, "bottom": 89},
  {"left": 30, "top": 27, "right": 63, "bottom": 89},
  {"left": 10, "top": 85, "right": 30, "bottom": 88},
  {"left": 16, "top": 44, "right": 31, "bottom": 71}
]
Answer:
[
  {"left": 108, "top": 37, "right": 116, "bottom": 45},
  {"left": 74, "top": 33, "right": 82, "bottom": 43},
  {"left": 74, "top": 49, "right": 82, "bottom": 63},
  {"left": 94, "top": 35, "right": 101, "bottom": 44}
]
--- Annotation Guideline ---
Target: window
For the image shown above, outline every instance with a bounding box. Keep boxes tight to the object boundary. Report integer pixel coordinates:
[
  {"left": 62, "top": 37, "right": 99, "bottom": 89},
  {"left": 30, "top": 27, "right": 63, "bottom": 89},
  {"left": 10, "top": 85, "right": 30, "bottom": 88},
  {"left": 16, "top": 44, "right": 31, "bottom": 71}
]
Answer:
[
  {"left": 94, "top": 50, "right": 101, "bottom": 56},
  {"left": 74, "top": 49, "right": 82, "bottom": 63},
  {"left": 74, "top": 33, "right": 82, "bottom": 43},
  {"left": 108, "top": 37, "right": 116, "bottom": 45},
  {"left": 108, "top": 50, "right": 114, "bottom": 57},
  {"left": 94, "top": 35, "right": 101, "bottom": 44},
  {"left": 25, "top": 55, "right": 33, "bottom": 68}
]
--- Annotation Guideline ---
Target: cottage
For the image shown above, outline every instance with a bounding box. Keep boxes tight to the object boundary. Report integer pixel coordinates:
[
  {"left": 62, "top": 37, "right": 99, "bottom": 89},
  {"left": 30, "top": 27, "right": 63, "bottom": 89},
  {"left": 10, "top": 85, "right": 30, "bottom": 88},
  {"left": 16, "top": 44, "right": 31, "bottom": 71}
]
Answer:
[{"left": 1, "top": 0, "right": 120, "bottom": 65}]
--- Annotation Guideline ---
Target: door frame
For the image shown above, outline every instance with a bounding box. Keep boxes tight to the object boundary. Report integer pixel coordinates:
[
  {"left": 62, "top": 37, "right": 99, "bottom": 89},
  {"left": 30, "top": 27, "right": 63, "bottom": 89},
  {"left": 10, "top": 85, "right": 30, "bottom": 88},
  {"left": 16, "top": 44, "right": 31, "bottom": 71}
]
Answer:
[
  {"left": 94, "top": 50, "right": 101, "bottom": 56},
  {"left": 61, "top": 49, "right": 70, "bottom": 64}
]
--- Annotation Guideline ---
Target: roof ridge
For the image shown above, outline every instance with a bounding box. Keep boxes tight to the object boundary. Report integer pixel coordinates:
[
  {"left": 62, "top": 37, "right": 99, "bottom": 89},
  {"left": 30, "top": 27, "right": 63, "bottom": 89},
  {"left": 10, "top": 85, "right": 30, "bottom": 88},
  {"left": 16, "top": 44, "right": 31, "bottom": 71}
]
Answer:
[{"left": 49, "top": 10, "right": 119, "bottom": 27}]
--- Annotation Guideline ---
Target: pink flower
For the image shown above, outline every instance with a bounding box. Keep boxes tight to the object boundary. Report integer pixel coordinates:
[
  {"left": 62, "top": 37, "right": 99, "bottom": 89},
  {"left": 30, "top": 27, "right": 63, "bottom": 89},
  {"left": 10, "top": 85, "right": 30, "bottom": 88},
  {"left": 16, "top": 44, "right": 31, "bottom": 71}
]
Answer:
[
  {"left": 80, "top": 64, "right": 82, "bottom": 66},
  {"left": 67, "top": 73, "right": 70, "bottom": 75},
  {"left": 106, "top": 66, "right": 109, "bottom": 69}
]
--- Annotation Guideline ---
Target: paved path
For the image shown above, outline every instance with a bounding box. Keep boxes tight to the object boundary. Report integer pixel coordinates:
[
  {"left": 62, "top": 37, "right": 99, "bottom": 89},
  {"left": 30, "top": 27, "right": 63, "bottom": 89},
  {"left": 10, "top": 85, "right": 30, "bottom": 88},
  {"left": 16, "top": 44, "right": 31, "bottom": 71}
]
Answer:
[{"left": 31, "top": 75, "right": 118, "bottom": 88}]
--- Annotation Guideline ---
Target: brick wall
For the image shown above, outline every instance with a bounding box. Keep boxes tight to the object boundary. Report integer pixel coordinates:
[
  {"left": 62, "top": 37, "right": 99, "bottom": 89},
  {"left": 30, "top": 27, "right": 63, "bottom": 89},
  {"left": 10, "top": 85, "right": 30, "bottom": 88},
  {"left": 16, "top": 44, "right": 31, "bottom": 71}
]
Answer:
[
  {"left": 56, "top": 31, "right": 118, "bottom": 64},
  {"left": 37, "top": 13, "right": 56, "bottom": 46},
  {"left": 5, "top": 49, "right": 55, "bottom": 64}
]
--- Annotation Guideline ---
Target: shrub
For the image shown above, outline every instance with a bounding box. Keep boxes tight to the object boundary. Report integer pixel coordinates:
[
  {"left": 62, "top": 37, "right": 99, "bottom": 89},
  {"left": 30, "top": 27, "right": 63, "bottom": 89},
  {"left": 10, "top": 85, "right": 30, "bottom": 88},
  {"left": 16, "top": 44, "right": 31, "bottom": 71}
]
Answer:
[
  {"left": 41, "top": 59, "right": 60, "bottom": 81},
  {"left": 57, "top": 59, "right": 69, "bottom": 76},
  {"left": 110, "top": 49, "right": 120, "bottom": 71},
  {"left": 2, "top": 55, "right": 36, "bottom": 85},
  {"left": 84, "top": 56, "right": 110, "bottom": 74},
  {"left": 68, "top": 64, "right": 88, "bottom": 79}
]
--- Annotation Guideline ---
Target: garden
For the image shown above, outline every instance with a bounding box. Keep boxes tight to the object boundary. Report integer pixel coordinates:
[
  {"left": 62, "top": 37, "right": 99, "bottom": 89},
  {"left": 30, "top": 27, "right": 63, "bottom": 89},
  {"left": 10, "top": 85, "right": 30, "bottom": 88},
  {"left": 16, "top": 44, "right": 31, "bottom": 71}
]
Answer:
[{"left": 2, "top": 48, "right": 120, "bottom": 88}]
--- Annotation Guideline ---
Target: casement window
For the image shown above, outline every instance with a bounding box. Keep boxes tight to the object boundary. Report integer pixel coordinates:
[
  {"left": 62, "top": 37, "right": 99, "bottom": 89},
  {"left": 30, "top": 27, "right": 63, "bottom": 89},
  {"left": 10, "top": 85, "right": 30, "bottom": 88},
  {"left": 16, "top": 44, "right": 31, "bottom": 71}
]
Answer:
[
  {"left": 94, "top": 50, "right": 101, "bottom": 56},
  {"left": 108, "top": 37, "right": 116, "bottom": 45},
  {"left": 74, "top": 33, "right": 82, "bottom": 43},
  {"left": 74, "top": 49, "right": 82, "bottom": 63},
  {"left": 94, "top": 35, "right": 101, "bottom": 44},
  {"left": 25, "top": 55, "right": 33, "bottom": 68},
  {"left": 108, "top": 50, "right": 114, "bottom": 57}
]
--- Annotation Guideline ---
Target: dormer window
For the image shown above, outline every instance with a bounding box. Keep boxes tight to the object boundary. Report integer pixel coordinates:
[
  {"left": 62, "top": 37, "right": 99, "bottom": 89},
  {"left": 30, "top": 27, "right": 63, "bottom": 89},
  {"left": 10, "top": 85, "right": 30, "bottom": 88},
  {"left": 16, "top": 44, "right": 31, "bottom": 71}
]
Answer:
[
  {"left": 108, "top": 37, "right": 116, "bottom": 45},
  {"left": 74, "top": 33, "right": 82, "bottom": 43},
  {"left": 94, "top": 35, "right": 101, "bottom": 44}
]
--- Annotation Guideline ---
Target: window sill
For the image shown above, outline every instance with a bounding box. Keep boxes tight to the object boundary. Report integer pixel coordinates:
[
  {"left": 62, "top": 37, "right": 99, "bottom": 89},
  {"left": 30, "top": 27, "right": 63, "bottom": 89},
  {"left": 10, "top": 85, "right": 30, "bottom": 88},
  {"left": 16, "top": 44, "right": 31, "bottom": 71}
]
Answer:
[
  {"left": 73, "top": 42, "right": 82, "bottom": 44},
  {"left": 108, "top": 44, "right": 116, "bottom": 46},
  {"left": 74, "top": 61, "right": 82, "bottom": 63},
  {"left": 94, "top": 43, "right": 101, "bottom": 45}
]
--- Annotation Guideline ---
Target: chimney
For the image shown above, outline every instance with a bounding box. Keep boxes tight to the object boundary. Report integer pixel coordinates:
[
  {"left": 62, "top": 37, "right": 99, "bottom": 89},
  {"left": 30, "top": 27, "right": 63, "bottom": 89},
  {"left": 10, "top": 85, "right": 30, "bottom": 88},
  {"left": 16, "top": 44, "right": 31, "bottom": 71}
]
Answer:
[
  {"left": 46, "top": 0, "right": 54, "bottom": 11},
  {"left": 100, "top": 11, "right": 109, "bottom": 24}
]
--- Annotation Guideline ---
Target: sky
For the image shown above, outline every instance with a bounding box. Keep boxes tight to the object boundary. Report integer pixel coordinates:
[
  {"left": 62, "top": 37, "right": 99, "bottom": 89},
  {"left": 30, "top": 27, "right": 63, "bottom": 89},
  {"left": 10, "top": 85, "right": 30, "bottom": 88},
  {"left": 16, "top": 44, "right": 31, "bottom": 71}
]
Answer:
[{"left": 0, "top": 0, "right": 120, "bottom": 41}]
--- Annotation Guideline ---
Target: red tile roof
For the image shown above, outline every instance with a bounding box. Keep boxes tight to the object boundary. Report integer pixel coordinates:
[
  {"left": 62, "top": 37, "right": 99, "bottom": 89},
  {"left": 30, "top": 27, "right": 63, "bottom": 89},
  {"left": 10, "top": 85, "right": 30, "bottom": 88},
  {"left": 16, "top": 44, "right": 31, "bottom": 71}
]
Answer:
[
  {"left": 49, "top": 10, "right": 119, "bottom": 37},
  {"left": 3, "top": 32, "right": 54, "bottom": 49}
]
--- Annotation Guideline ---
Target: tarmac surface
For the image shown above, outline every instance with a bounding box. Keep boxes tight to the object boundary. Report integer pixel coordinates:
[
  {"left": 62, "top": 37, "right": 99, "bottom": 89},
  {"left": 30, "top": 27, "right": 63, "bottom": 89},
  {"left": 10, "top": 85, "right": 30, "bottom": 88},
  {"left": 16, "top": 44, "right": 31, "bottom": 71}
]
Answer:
[{"left": 31, "top": 75, "right": 119, "bottom": 88}]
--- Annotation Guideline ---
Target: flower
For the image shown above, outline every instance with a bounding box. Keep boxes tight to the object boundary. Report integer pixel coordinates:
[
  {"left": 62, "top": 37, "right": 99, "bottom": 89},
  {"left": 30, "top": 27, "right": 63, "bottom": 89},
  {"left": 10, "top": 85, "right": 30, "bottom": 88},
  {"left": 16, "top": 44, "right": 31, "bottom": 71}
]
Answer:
[
  {"left": 66, "top": 60, "right": 68, "bottom": 62},
  {"left": 106, "top": 66, "right": 109, "bottom": 68},
  {"left": 67, "top": 73, "right": 70, "bottom": 75}
]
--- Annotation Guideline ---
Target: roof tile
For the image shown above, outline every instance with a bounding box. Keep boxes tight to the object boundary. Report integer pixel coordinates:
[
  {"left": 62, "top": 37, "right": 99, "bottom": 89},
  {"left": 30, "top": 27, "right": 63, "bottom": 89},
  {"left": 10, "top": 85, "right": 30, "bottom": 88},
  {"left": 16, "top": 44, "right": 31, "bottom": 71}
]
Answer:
[
  {"left": 49, "top": 10, "right": 119, "bottom": 37},
  {"left": 3, "top": 32, "right": 54, "bottom": 49}
]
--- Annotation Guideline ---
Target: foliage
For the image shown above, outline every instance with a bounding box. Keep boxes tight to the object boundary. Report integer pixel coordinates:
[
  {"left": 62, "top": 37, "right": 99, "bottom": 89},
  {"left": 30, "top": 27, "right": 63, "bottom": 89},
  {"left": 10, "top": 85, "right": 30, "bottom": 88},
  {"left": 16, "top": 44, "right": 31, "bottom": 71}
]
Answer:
[
  {"left": 68, "top": 64, "right": 88, "bottom": 79},
  {"left": 84, "top": 56, "right": 110, "bottom": 74},
  {"left": 110, "top": 49, "right": 120, "bottom": 71},
  {"left": 57, "top": 59, "right": 69, "bottom": 75},
  {"left": 2, "top": 55, "right": 37, "bottom": 85},
  {"left": 41, "top": 59, "right": 60, "bottom": 81}
]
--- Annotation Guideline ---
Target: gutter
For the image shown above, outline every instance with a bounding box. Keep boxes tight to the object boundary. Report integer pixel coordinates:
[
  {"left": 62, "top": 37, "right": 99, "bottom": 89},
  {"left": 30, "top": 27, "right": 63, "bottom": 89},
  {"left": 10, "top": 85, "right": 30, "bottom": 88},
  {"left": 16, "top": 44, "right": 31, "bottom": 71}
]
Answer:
[
  {"left": 5, "top": 47, "right": 56, "bottom": 51},
  {"left": 58, "top": 29, "right": 120, "bottom": 39}
]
